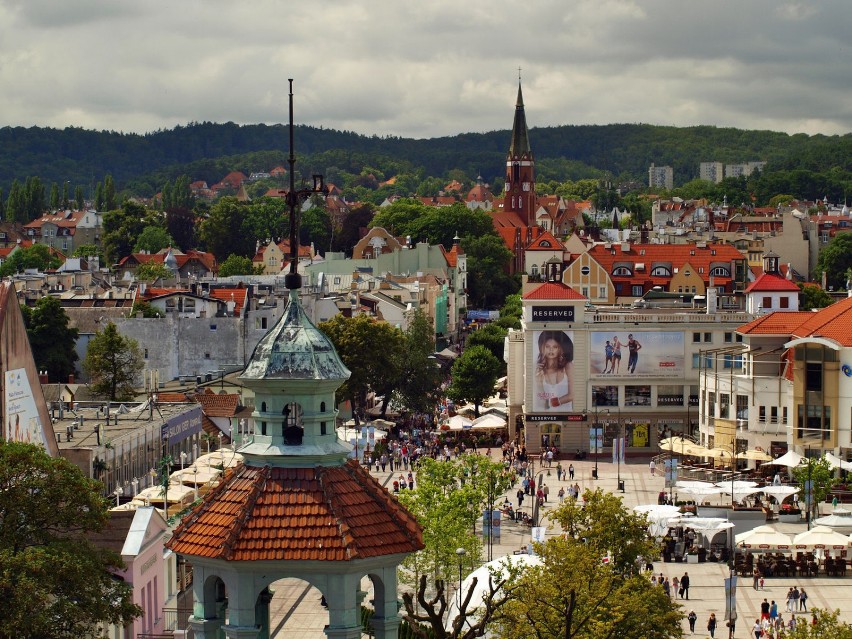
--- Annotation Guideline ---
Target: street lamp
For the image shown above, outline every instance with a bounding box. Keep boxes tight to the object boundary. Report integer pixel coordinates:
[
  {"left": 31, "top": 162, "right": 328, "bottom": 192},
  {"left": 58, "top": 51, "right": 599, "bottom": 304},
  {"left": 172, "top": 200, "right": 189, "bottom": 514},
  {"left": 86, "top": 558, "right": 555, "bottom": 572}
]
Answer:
[
  {"left": 594, "top": 408, "right": 609, "bottom": 481},
  {"left": 131, "top": 477, "right": 139, "bottom": 497},
  {"left": 113, "top": 486, "right": 123, "bottom": 507},
  {"left": 180, "top": 451, "right": 188, "bottom": 472},
  {"left": 455, "top": 547, "right": 467, "bottom": 612}
]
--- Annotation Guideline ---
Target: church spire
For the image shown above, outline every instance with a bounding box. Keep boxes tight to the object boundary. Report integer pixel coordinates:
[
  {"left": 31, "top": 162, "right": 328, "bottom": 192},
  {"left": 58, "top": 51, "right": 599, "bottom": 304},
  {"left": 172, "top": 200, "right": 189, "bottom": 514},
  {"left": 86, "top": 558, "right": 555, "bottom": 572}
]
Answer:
[{"left": 509, "top": 81, "right": 531, "bottom": 157}]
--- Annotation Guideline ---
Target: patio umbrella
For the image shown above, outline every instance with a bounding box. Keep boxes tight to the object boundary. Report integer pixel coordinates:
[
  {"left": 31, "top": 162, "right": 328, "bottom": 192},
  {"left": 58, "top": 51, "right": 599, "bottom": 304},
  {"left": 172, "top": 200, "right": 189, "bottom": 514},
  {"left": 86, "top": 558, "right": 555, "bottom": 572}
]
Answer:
[
  {"left": 134, "top": 483, "right": 195, "bottom": 504},
  {"left": 716, "top": 480, "right": 759, "bottom": 489},
  {"left": 171, "top": 465, "right": 222, "bottom": 485},
  {"left": 741, "top": 449, "right": 773, "bottom": 462},
  {"left": 195, "top": 450, "right": 244, "bottom": 469},
  {"left": 762, "top": 450, "right": 804, "bottom": 467},
  {"left": 676, "top": 485, "right": 726, "bottom": 501},
  {"left": 793, "top": 526, "right": 850, "bottom": 549},
  {"left": 445, "top": 554, "right": 542, "bottom": 632},
  {"left": 814, "top": 509, "right": 852, "bottom": 529},
  {"left": 471, "top": 414, "right": 507, "bottom": 430},
  {"left": 760, "top": 485, "right": 799, "bottom": 503},
  {"left": 659, "top": 436, "right": 693, "bottom": 450},
  {"left": 735, "top": 525, "right": 792, "bottom": 549},
  {"left": 676, "top": 480, "right": 716, "bottom": 489},
  {"left": 824, "top": 453, "right": 852, "bottom": 471}
]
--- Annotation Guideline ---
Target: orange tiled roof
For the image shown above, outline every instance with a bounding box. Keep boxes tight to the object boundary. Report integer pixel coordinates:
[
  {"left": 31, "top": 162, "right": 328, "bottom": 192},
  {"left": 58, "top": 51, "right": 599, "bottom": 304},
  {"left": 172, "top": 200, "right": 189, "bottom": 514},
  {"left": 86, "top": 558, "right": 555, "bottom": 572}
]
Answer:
[
  {"left": 195, "top": 392, "right": 240, "bottom": 417},
  {"left": 166, "top": 461, "right": 423, "bottom": 561},
  {"left": 523, "top": 282, "right": 586, "bottom": 301},
  {"left": 737, "top": 312, "right": 814, "bottom": 336},
  {"left": 525, "top": 230, "right": 564, "bottom": 251},
  {"left": 792, "top": 296, "right": 852, "bottom": 346},
  {"left": 156, "top": 392, "right": 192, "bottom": 403},
  {"left": 208, "top": 287, "right": 248, "bottom": 317},
  {"left": 745, "top": 273, "right": 800, "bottom": 293}
]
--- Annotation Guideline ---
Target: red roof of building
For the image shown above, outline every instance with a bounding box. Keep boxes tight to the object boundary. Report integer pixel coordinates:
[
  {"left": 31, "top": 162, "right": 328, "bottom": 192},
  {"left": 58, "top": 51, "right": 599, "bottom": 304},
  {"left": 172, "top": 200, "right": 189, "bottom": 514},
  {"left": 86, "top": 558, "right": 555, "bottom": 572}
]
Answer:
[
  {"left": 737, "top": 312, "right": 814, "bottom": 336},
  {"left": 166, "top": 461, "right": 423, "bottom": 561},
  {"left": 792, "top": 296, "right": 852, "bottom": 346},
  {"left": 523, "top": 282, "right": 587, "bottom": 301},
  {"left": 195, "top": 391, "right": 240, "bottom": 417},
  {"left": 525, "top": 230, "right": 564, "bottom": 251},
  {"left": 745, "top": 273, "right": 800, "bottom": 293},
  {"left": 208, "top": 287, "right": 248, "bottom": 317}
]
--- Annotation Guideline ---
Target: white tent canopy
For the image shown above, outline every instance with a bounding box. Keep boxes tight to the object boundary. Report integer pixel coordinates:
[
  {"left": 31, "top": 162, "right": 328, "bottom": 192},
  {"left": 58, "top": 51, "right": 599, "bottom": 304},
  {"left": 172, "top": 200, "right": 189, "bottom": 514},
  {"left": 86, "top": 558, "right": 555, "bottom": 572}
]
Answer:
[
  {"left": 793, "top": 526, "right": 850, "bottom": 549},
  {"left": 762, "top": 450, "right": 804, "bottom": 467},
  {"left": 470, "top": 414, "right": 507, "bottom": 430},
  {"left": 824, "top": 452, "right": 852, "bottom": 471},
  {"left": 667, "top": 517, "right": 735, "bottom": 533},
  {"left": 735, "top": 525, "right": 792, "bottom": 549},
  {"left": 195, "top": 450, "right": 244, "bottom": 469},
  {"left": 814, "top": 509, "right": 852, "bottom": 529},
  {"left": 445, "top": 554, "right": 542, "bottom": 633},
  {"left": 171, "top": 465, "right": 222, "bottom": 485},
  {"left": 445, "top": 415, "right": 473, "bottom": 431},
  {"left": 134, "top": 483, "right": 195, "bottom": 504},
  {"left": 760, "top": 485, "right": 800, "bottom": 503}
]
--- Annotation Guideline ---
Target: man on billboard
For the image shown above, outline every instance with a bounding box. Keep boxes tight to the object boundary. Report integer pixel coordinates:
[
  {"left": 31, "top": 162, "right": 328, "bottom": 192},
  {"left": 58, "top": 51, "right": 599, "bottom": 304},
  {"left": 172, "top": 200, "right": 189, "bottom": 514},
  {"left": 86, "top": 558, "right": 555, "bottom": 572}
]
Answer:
[
  {"left": 627, "top": 333, "right": 642, "bottom": 374},
  {"left": 534, "top": 330, "right": 574, "bottom": 411}
]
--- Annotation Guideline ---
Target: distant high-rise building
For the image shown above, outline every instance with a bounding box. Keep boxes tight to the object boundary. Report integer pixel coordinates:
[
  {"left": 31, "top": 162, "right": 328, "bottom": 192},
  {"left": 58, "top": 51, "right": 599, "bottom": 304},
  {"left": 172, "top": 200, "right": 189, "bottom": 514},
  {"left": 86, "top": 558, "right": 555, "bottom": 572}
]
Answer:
[
  {"left": 725, "top": 161, "right": 767, "bottom": 179},
  {"left": 699, "top": 161, "right": 724, "bottom": 184},
  {"left": 648, "top": 163, "right": 673, "bottom": 190}
]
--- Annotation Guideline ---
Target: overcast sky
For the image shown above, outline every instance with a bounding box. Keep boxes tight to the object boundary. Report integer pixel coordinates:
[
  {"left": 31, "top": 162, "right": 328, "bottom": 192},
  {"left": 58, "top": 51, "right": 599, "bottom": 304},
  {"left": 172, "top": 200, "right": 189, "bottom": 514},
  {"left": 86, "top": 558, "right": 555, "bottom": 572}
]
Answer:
[{"left": 0, "top": 1, "right": 849, "bottom": 140}]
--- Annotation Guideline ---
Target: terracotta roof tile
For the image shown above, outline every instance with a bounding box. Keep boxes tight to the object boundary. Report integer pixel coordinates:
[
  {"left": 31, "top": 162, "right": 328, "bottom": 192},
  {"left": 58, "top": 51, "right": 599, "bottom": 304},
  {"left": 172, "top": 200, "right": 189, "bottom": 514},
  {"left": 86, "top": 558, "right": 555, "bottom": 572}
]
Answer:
[
  {"left": 195, "top": 392, "right": 240, "bottom": 417},
  {"left": 523, "top": 282, "right": 586, "bottom": 301},
  {"left": 166, "top": 461, "right": 423, "bottom": 562},
  {"left": 737, "top": 312, "right": 814, "bottom": 336},
  {"left": 792, "top": 296, "right": 852, "bottom": 346},
  {"left": 745, "top": 273, "right": 800, "bottom": 293}
]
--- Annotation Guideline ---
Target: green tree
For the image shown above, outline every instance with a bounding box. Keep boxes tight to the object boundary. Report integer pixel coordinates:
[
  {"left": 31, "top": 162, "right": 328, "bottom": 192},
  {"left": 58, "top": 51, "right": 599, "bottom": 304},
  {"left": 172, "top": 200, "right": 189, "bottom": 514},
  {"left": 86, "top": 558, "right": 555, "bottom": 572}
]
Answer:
[
  {"left": 393, "top": 310, "right": 444, "bottom": 415},
  {"left": 103, "top": 174, "right": 117, "bottom": 211},
  {"left": 136, "top": 262, "right": 174, "bottom": 281},
  {"left": 218, "top": 254, "right": 263, "bottom": 277},
  {"left": 4, "top": 180, "right": 23, "bottom": 223},
  {"left": 466, "top": 323, "right": 508, "bottom": 366},
  {"left": 799, "top": 283, "right": 834, "bottom": 311},
  {"left": 300, "top": 206, "right": 332, "bottom": 252},
  {"left": 0, "top": 440, "right": 142, "bottom": 638},
  {"left": 785, "top": 608, "right": 852, "bottom": 638},
  {"left": 463, "top": 234, "right": 519, "bottom": 309},
  {"left": 815, "top": 233, "right": 852, "bottom": 289},
  {"left": 134, "top": 225, "right": 175, "bottom": 254},
  {"left": 331, "top": 204, "right": 375, "bottom": 254},
  {"left": 72, "top": 244, "right": 103, "bottom": 262},
  {"left": 447, "top": 345, "right": 502, "bottom": 417},
  {"left": 199, "top": 197, "right": 259, "bottom": 261},
  {"left": 318, "top": 314, "right": 404, "bottom": 412},
  {"left": 20, "top": 297, "right": 79, "bottom": 382},
  {"left": 101, "top": 200, "right": 149, "bottom": 264},
  {"left": 792, "top": 457, "right": 840, "bottom": 523},
  {"left": 0, "top": 244, "right": 62, "bottom": 277},
  {"left": 74, "top": 185, "right": 85, "bottom": 211},
  {"left": 83, "top": 322, "right": 144, "bottom": 401},
  {"left": 49, "top": 182, "right": 60, "bottom": 210},
  {"left": 128, "top": 300, "right": 163, "bottom": 318}
]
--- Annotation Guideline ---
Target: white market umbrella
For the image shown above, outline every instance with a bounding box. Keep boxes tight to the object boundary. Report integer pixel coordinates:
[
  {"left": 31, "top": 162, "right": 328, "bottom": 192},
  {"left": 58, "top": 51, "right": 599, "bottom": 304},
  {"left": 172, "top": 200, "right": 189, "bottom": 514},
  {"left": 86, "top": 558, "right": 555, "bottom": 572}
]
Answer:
[
  {"left": 793, "top": 526, "right": 850, "bottom": 550},
  {"left": 716, "top": 480, "right": 759, "bottom": 489},
  {"left": 445, "top": 554, "right": 542, "bottom": 632},
  {"left": 676, "top": 480, "right": 716, "bottom": 490},
  {"left": 735, "top": 525, "right": 792, "bottom": 549},
  {"left": 670, "top": 517, "right": 734, "bottom": 533},
  {"left": 471, "top": 414, "right": 507, "bottom": 430},
  {"left": 446, "top": 415, "right": 473, "bottom": 431},
  {"left": 659, "top": 436, "right": 694, "bottom": 450},
  {"left": 741, "top": 449, "right": 773, "bottom": 462},
  {"left": 336, "top": 427, "right": 387, "bottom": 442},
  {"left": 135, "top": 483, "right": 195, "bottom": 504},
  {"left": 195, "top": 450, "right": 244, "bottom": 469},
  {"left": 634, "top": 505, "right": 682, "bottom": 537},
  {"left": 171, "top": 465, "right": 222, "bottom": 485},
  {"left": 760, "top": 485, "right": 800, "bottom": 503},
  {"left": 763, "top": 450, "right": 804, "bottom": 467},
  {"left": 814, "top": 509, "right": 852, "bottom": 529},
  {"left": 677, "top": 486, "right": 726, "bottom": 501},
  {"left": 824, "top": 452, "right": 852, "bottom": 471}
]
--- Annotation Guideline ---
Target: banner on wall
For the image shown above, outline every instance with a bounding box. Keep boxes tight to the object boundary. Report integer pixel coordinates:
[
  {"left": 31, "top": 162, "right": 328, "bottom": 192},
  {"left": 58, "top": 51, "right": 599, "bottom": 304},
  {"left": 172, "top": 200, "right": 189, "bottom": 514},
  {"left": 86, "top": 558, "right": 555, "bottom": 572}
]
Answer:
[
  {"left": 532, "top": 330, "right": 575, "bottom": 412},
  {"left": 4, "top": 369, "right": 47, "bottom": 447},
  {"left": 590, "top": 331, "right": 684, "bottom": 378}
]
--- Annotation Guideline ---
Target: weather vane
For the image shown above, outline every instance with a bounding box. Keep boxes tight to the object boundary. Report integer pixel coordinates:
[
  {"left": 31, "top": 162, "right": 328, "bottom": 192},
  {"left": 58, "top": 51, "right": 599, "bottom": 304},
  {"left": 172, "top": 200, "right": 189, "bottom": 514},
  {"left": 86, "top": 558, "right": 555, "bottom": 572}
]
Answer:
[{"left": 284, "top": 79, "right": 328, "bottom": 291}]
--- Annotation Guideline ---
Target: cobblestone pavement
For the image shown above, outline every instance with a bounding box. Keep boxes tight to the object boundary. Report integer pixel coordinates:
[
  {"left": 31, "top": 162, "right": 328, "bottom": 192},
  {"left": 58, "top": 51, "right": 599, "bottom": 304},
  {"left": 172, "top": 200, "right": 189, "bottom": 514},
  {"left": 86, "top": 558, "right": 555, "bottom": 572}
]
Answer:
[{"left": 268, "top": 452, "right": 852, "bottom": 637}]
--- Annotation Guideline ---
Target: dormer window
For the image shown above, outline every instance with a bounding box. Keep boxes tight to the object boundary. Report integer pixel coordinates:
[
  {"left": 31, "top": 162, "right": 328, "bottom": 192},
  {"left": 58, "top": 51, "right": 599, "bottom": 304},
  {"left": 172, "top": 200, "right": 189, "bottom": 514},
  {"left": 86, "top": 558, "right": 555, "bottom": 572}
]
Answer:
[
  {"left": 612, "top": 266, "right": 633, "bottom": 277},
  {"left": 539, "top": 240, "right": 551, "bottom": 248},
  {"left": 710, "top": 266, "right": 730, "bottom": 277},
  {"left": 650, "top": 265, "right": 672, "bottom": 277}
]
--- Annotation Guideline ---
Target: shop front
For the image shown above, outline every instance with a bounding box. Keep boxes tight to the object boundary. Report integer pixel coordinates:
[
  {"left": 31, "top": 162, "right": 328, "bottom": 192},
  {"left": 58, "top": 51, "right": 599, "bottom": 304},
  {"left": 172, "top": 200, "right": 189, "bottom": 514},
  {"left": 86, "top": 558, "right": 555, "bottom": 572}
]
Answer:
[{"left": 524, "top": 413, "right": 587, "bottom": 455}]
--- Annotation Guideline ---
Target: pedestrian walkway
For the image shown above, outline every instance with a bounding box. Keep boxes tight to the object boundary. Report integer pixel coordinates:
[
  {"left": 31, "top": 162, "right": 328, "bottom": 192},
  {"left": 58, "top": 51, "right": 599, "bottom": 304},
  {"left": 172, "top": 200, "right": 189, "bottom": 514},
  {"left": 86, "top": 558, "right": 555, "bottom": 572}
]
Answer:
[{"left": 268, "top": 453, "right": 852, "bottom": 636}]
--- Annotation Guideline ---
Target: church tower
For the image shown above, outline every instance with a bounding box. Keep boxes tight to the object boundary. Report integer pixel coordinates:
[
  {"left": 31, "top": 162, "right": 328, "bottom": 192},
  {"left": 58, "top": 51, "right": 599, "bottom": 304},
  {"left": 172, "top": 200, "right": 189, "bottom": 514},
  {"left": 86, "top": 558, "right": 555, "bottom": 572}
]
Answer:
[{"left": 504, "top": 81, "right": 536, "bottom": 226}]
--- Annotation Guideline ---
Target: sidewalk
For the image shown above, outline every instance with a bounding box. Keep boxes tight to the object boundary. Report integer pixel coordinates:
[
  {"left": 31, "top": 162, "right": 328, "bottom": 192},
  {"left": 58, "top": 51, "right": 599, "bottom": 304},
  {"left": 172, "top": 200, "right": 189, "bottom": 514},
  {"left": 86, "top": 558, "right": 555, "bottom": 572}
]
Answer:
[{"left": 268, "top": 454, "right": 852, "bottom": 637}]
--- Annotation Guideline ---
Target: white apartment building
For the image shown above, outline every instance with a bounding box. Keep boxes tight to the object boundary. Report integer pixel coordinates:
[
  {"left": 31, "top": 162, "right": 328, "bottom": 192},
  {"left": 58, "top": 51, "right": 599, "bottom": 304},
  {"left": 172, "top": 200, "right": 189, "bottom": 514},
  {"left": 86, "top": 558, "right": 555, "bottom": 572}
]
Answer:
[
  {"left": 699, "top": 162, "right": 724, "bottom": 184},
  {"left": 649, "top": 164, "right": 674, "bottom": 190},
  {"left": 725, "top": 161, "right": 767, "bottom": 179}
]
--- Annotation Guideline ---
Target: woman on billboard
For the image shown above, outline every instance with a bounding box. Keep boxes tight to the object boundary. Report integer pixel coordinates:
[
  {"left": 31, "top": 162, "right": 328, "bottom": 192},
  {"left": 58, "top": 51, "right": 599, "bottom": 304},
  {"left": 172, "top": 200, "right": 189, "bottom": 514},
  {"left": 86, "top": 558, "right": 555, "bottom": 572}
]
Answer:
[{"left": 534, "top": 330, "right": 574, "bottom": 411}]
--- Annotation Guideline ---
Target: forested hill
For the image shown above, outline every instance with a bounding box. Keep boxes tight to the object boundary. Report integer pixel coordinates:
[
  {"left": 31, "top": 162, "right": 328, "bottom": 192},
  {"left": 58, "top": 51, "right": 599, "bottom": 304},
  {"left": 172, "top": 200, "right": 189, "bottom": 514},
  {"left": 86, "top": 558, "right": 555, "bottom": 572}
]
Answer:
[{"left": 0, "top": 121, "right": 850, "bottom": 196}]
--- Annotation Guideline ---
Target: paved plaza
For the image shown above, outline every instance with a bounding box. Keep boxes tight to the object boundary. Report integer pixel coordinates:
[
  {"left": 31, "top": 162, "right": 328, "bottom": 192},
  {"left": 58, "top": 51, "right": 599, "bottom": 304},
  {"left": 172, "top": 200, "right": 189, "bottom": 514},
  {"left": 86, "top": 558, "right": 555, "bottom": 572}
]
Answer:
[{"left": 267, "top": 453, "right": 852, "bottom": 637}]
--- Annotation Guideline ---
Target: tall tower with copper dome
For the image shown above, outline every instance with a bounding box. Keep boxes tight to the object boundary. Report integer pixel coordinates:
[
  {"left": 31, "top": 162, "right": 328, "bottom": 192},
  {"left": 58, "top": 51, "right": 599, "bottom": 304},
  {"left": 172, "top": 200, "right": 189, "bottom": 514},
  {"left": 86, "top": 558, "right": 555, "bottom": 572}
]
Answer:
[{"left": 504, "top": 81, "right": 536, "bottom": 226}]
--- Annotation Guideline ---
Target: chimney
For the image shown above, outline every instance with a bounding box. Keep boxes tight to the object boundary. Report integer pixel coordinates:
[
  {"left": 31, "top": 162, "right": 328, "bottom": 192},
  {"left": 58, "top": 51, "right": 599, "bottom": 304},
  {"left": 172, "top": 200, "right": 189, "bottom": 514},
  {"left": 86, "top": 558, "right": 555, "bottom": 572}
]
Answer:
[
  {"left": 68, "top": 374, "right": 75, "bottom": 384},
  {"left": 39, "top": 370, "right": 49, "bottom": 384}
]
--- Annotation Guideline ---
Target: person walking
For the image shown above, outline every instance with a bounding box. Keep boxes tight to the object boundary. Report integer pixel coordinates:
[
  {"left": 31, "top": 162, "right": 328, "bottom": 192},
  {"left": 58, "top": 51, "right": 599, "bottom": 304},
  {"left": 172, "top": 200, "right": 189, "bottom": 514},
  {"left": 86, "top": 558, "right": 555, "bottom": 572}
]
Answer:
[
  {"left": 785, "top": 587, "right": 796, "bottom": 613},
  {"left": 662, "top": 577, "right": 671, "bottom": 598},
  {"left": 769, "top": 600, "right": 778, "bottom": 626},
  {"left": 558, "top": 486, "right": 565, "bottom": 503},
  {"left": 542, "top": 484, "right": 550, "bottom": 502},
  {"left": 516, "top": 488, "right": 524, "bottom": 508},
  {"left": 753, "top": 567, "right": 761, "bottom": 590},
  {"left": 761, "top": 599, "right": 770, "bottom": 622},
  {"left": 556, "top": 462, "right": 563, "bottom": 481},
  {"left": 753, "top": 619, "right": 762, "bottom": 639},
  {"left": 707, "top": 613, "right": 717, "bottom": 638},
  {"left": 799, "top": 587, "right": 807, "bottom": 612},
  {"left": 791, "top": 586, "right": 800, "bottom": 613},
  {"left": 680, "top": 571, "right": 690, "bottom": 600},
  {"left": 687, "top": 610, "right": 697, "bottom": 633},
  {"left": 672, "top": 576, "right": 679, "bottom": 599},
  {"left": 568, "top": 463, "right": 575, "bottom": 480},
  {"left": 650, "top": 459, "right": 656, "bottom": 476}
]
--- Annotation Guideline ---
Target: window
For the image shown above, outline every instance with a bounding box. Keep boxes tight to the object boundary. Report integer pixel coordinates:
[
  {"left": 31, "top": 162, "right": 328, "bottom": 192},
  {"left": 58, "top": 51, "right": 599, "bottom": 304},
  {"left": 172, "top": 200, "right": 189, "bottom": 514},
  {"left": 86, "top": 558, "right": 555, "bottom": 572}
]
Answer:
[
  {"left": 724, "top": 332, "right": 733, "bottom": 343},
  {"left": 599, "top": 286, "right": 607, "bottom": 299},
  {"left": 540, "top": 423, "right": 561, "bottom": 449},
  {"left": 612, "top": 266, "right": 632, "bottom": 276},
  {"left": 204, "top": 352, "right": 210, "bottom": 359},
  {"left": 592, "top": 386, "right": 618, "bottom": 407},
  {"left": 707, "top": 392, "right": 716, "bottom": 416},
  {"left": 625, "top": 386, "right": 651, "bottom": 406},
  {"left": 736, "top": 395, "right": 748, "bottom": 420},
  {"left": 762, "top": 296, "right": 772, "bottom": 309},
  {"left": 710, "top": 266, "right": 730, "bottom": 277},
  {"left": 582, "top": 287, "right": 589, "bottom": 297},
  {"left": 806, "top": 362, "right": 822, "bottom": 392},
  {"left": 210, "top": 324, "right": 217, "bottom": 331},
  {"left": 782, "top": 407, "right": 788, "bottom": 424},
  {"left": 333, "top": 277, "right": 341, "bottom": 285},
  {"left": 650, "top": 265, "right": 671, "bottom": 277},
  {"left": 759, "top": 406, "right": 766, "bottom": 422},
  {"left": 530, "top": 264, "right": 539, "bottom": 276},
  {"left": 261, "top": 317, "right": 268, "bottom": 330},
  {"left": 631, "top": 285, "right": 643, "bottom": 296},
  {"left": 780, "top": 297, "right": 789, "bottom": 309},
  {"left": 770, "top": 406, "right": 778, "bottom": 424},
  {"left": 657, "top": 385, "right": 684, "bottom": 406},
  {"left": 720, "top": 393, "right": 730, "bottom": 418},
  {"left": 693, "top": 332, "right": 701, "bottom": 343},
  {"left": 144, "top": 349, "right": 148, "bottom": 359},
  {"left": 320, "top": 421, "right": 327, "bottom": 435}
]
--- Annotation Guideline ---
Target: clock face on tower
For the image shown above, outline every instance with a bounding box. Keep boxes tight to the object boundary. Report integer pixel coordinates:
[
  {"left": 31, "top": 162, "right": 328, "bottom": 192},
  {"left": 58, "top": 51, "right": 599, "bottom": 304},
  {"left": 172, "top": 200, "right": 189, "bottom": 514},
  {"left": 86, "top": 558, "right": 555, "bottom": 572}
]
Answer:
[{"left": 505, "top": 182, "right": 510, "bottom": 192}]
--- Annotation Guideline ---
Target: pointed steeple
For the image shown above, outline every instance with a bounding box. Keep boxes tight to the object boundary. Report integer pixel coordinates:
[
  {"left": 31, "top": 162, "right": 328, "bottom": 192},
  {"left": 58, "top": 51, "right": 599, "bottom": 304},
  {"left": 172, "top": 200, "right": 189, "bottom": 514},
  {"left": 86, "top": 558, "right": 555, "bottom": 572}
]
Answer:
[{"left": 509, "top": 82, "right": 531, "bottom": 157}]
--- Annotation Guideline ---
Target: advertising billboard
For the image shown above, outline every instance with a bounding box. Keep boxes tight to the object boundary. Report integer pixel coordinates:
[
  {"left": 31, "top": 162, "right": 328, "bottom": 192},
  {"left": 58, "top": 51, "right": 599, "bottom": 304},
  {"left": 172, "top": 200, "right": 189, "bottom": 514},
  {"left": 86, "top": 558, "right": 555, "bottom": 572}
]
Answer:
[
  {"left": 4, "top": 368, "right": 48, "bottom": 447},
  {"left": 532, "top": 330, "right": 574, "bottom": 412},
  {"left": 590, "top": 331, "right": 684, "bottom": 378}
]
